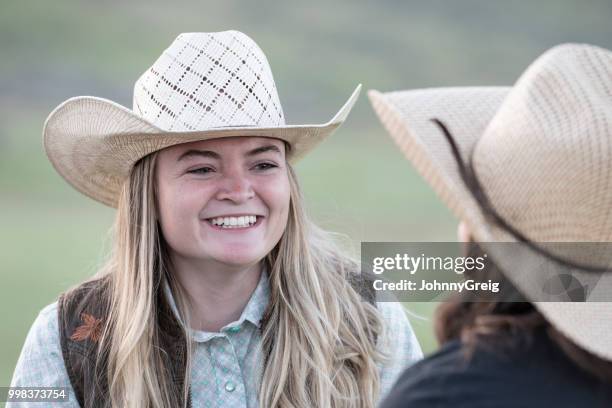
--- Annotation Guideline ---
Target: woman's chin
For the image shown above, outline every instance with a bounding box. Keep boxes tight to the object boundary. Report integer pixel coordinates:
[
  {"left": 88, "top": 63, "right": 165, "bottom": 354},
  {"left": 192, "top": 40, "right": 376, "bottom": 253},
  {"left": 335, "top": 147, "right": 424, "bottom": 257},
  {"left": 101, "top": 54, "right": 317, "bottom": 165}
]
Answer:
[{"left": 208, "top": 247, "right": 265, "bottom": 267}]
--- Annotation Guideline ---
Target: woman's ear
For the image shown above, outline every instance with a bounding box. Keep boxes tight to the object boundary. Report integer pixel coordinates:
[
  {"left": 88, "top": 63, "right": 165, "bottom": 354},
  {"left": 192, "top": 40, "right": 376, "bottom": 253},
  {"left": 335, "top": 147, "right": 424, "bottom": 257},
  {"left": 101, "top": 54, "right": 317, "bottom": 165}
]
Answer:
[{"left": 457, "top": 221, "right": 471, "bottom": 243}]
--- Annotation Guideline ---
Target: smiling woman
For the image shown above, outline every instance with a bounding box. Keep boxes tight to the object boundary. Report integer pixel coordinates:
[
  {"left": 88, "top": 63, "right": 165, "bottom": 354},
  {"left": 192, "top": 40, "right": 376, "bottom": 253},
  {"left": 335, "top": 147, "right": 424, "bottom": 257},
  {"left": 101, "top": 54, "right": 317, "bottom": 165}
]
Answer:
[
  {"left": 156, "top": 138, "right": 290, "bottom": 275},
  {"left": 8, "top": 31, "right": 422, "bottom": 408}
]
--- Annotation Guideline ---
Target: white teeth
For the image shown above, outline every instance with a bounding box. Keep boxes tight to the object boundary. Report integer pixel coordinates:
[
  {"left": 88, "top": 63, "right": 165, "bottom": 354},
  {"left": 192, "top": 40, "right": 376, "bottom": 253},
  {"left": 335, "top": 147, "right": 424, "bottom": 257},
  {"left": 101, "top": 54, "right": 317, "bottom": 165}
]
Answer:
[{"left": 209, "top": 215, "right": 258, "bottom": 228}]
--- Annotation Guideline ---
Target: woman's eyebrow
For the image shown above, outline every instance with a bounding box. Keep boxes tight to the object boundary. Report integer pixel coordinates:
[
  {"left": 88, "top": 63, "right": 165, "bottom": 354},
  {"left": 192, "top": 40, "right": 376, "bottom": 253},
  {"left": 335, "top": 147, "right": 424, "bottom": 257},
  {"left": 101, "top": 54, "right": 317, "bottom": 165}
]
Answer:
[
  {"left": 177, "top": 149, "right": 221, "bottom": 162},
  {"left": 246, "top": 144, "right": 282, "bottom": 157}
]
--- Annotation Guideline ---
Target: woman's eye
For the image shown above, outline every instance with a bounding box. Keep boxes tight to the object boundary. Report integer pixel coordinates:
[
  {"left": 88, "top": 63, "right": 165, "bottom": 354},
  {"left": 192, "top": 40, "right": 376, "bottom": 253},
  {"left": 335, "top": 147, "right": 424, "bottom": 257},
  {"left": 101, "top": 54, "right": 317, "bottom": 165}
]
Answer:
[
  {"left": 188, "top": 167, "right": 214, "bottom": 174},
  {"left": 253, "top": 162, "right": 278, "bottom": 171}
]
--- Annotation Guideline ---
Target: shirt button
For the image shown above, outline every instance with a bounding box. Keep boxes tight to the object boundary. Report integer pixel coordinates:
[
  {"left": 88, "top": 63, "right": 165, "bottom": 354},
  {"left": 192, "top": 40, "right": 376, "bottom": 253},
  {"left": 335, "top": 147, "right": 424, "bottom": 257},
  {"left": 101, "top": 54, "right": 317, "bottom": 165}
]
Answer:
[{"left": 224, "top": 381, "right": 236, "bottom": 393}]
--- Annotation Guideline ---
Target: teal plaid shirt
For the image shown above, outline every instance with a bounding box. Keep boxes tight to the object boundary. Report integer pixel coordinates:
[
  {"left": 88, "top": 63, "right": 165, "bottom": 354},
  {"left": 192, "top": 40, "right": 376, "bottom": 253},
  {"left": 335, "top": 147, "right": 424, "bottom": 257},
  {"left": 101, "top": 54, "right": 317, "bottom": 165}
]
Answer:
[{"left": 9, "top": 272, "right": 422, "bottom": 407}]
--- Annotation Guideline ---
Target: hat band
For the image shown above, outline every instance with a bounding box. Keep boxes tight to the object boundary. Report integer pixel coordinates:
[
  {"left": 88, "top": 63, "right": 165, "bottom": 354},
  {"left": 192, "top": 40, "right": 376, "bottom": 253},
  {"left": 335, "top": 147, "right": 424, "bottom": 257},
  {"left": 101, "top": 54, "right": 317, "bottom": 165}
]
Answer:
[{"left": 431, "top": 118, "right": 612, "bottom": 274}]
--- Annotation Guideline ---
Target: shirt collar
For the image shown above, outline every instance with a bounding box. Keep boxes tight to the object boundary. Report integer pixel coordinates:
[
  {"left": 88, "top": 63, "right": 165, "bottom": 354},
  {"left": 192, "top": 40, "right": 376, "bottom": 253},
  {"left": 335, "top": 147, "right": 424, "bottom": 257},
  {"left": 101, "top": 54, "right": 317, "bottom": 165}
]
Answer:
[{"left": 162, "top": 267, "right": 270, "bottom": 341}]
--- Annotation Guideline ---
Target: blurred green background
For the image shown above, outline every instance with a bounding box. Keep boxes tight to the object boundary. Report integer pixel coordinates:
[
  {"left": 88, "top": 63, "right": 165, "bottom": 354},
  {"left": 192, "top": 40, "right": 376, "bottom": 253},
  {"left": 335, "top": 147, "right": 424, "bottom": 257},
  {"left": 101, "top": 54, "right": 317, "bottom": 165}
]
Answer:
[{"left": 3, "top": 0, "right": 612, "bottom": 388}]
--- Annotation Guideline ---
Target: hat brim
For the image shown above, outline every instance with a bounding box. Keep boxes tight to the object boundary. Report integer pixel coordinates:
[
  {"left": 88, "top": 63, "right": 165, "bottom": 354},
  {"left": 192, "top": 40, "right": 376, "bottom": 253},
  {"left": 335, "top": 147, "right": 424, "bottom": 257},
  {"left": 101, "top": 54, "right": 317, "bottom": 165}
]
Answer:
[
  {"left": 368, "top": 87, "right": 612, "bottom": 362},
  {"left": 44, "top": 85, "right": 361, "bottom": 207}
]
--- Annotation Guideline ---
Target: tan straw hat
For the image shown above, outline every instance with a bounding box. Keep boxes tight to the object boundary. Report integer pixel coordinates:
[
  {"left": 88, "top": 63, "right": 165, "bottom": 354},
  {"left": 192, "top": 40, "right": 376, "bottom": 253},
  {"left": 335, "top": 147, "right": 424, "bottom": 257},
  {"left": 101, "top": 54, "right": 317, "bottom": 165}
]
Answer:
[
  {"left": 369, "top": 43, "right": 612, "bottom": 361},
  {"left": 43, "top": 30, "right": 361, "bottom": 207}
]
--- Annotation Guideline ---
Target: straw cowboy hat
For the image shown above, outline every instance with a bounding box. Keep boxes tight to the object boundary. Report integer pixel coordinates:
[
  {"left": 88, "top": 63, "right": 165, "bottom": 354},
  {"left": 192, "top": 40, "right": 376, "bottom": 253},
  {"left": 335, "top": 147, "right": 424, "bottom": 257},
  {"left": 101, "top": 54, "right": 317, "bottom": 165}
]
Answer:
[
  {"left": 43, "top": 30, "right": 361, "bottom": 207},
  {"left": 369, "top": 43, "right": 612, "bottom": 361}
]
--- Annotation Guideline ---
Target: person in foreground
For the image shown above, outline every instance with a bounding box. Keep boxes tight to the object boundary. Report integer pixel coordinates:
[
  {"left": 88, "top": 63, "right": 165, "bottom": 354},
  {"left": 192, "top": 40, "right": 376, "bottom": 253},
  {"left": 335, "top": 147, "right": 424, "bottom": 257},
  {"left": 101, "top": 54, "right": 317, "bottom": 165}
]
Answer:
[
  {"left": 9, "top": 31, "right": 422, "bottom": 408},
  {"left": 369, "top": 43, "right": 612, "bottom": 407}
]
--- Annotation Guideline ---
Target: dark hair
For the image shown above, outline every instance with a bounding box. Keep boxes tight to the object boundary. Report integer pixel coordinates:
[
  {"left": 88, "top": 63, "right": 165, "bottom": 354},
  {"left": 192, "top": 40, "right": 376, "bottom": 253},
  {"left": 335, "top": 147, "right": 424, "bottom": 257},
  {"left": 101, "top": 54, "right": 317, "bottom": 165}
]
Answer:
[{"left": 435, "top": 241, "right": 612, "bottom": 383}]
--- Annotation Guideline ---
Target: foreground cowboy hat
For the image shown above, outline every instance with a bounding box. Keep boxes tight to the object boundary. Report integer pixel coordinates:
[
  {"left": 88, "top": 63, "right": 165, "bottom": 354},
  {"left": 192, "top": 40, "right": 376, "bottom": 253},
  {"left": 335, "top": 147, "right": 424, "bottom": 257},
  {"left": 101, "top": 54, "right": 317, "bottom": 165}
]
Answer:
[
  {"left": 369, "top": 43, "right": 612, "bottom": 361},
  {"left": 44, "top": 30, "right": 361, "bottom": 207}
]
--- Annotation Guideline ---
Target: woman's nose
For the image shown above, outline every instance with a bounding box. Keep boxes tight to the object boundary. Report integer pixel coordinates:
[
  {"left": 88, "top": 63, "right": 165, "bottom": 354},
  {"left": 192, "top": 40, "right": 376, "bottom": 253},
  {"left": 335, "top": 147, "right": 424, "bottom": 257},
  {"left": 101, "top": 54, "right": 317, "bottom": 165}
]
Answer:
[{"left": 215, "top": 171, "right": 255, "bottom": 203}]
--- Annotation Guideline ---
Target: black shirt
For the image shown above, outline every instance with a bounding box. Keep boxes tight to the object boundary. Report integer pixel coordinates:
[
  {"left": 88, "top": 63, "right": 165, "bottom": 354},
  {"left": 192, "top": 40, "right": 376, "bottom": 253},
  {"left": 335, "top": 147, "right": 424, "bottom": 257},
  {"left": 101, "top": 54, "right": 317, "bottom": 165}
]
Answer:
[{"left": 380, "top": 328, "right": 612, "bottom": 408}]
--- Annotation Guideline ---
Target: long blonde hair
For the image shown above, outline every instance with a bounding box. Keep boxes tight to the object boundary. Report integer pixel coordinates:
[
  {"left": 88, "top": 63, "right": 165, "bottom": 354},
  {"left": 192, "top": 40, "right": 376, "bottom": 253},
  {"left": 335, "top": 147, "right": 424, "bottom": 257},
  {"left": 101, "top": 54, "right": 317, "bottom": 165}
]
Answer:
[{"left": 88, "top": 150, "right": 385, "bottom": 407}]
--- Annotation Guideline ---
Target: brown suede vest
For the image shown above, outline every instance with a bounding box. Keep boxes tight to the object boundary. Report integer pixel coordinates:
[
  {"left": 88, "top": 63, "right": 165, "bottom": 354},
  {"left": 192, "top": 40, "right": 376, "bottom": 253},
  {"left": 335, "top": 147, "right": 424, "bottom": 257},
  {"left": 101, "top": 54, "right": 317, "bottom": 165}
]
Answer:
[{"left": 57, "top": 273, "right": 376, "bottom": 408}]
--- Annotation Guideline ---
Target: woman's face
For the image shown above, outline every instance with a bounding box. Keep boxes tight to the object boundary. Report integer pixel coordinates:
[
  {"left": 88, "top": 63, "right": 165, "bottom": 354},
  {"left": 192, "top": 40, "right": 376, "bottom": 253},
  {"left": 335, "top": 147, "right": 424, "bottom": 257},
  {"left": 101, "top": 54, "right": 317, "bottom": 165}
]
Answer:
[{"left": 155, "top": 136, "right": 290, "bottom": 268}]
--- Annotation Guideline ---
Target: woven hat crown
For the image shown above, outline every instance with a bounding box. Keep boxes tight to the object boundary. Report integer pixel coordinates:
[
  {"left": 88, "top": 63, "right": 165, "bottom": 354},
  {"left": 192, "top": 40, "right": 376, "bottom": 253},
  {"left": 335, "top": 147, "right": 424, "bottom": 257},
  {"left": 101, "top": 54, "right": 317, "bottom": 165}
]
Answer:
[
  {"left": 131, "top": 31, "right": 284, "bottom": 131},
  {"left": 472, "top": 44, "right": 612, "bottom": 253}
]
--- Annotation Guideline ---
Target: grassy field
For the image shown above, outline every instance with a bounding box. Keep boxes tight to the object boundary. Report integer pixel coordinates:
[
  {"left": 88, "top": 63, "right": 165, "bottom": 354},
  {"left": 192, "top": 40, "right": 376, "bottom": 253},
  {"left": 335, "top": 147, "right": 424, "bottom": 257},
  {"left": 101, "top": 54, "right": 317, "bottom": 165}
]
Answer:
[{"left": 3, "top": 0, "right": 612, "bottom": 389}]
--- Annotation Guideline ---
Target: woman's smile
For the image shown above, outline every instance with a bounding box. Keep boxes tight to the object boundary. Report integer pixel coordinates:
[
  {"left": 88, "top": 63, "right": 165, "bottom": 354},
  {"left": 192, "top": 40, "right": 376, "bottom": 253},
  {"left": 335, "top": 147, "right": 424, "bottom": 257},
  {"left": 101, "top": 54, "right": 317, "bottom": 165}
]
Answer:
[{"left": 203, "top": 214, "right": 265, "bottom": 230}]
